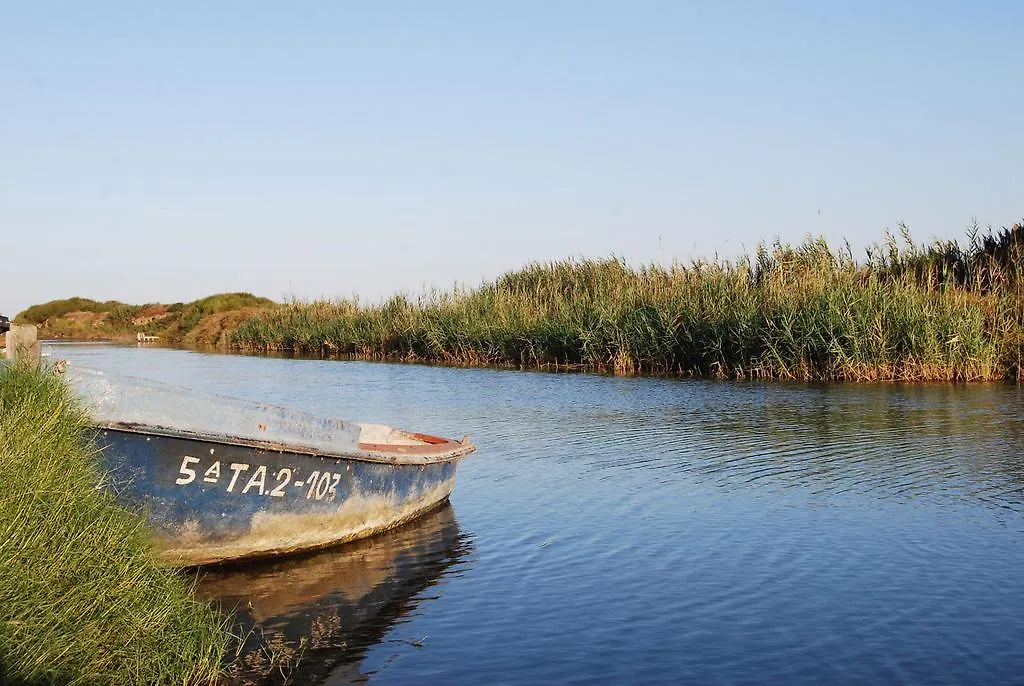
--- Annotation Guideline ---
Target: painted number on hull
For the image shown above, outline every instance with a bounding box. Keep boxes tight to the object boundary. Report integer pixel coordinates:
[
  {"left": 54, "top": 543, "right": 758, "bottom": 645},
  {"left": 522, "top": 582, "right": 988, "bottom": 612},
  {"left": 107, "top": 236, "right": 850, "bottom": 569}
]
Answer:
[{"left": 175, "top": 456, "right": 343, "bottom": 500}]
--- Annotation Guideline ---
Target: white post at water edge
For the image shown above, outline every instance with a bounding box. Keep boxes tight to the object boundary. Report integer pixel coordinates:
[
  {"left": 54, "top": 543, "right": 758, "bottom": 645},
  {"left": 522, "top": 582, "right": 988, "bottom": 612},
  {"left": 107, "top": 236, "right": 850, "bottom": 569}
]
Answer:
[{"left": 5, "top": 323, "right": 41, "bottom": 364}]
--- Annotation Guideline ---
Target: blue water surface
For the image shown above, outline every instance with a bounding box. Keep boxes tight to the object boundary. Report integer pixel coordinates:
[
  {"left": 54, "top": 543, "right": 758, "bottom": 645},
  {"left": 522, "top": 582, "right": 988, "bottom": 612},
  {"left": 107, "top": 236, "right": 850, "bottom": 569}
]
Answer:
[{"left": 50, "top": 344, "right": 1024, "bottom": 685}]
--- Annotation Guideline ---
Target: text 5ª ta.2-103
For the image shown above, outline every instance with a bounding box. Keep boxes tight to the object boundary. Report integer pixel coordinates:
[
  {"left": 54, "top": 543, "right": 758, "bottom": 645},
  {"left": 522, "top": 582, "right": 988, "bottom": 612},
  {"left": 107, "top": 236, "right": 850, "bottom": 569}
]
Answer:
[{"left": 174, "top": 456, "right": 344, "bottom": 501}]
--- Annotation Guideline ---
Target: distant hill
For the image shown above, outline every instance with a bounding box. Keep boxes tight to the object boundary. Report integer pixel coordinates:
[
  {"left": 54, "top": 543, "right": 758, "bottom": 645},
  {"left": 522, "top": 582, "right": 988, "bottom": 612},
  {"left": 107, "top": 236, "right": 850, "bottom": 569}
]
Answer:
[{"left": 16, "top": 293, "right": 277, "bottom": 345}]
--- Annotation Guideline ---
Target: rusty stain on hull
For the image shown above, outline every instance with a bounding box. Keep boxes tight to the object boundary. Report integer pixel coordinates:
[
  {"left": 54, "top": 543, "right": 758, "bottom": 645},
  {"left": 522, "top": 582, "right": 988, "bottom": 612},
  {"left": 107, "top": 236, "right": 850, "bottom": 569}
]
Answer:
[{"left": 160, "top": 477, "right": 458, "bottom": 566}]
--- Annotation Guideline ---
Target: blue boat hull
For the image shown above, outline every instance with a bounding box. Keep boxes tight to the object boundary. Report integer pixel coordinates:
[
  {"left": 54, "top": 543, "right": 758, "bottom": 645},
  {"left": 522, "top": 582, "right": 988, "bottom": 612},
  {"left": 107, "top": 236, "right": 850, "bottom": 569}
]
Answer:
[{"left": 95, "top": 427, "right": 462, "bottom": 565}]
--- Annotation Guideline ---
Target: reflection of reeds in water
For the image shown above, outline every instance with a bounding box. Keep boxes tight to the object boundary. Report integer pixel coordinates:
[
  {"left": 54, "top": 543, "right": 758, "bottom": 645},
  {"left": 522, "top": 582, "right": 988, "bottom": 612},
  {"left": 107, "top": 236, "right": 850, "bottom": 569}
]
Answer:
[
  {"left": 201, "top": 502, "right": 472, "bottom": 685},
  {"left": 578, "top": 383, "right": 1024, "bottom": 513}
]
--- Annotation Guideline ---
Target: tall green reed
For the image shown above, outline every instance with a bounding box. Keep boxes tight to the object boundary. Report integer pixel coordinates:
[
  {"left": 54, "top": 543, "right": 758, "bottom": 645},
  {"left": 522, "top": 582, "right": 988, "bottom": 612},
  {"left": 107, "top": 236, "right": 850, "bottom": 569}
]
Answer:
[{"left": 231, "top": 223, "right": 1023, "bottom": 381}]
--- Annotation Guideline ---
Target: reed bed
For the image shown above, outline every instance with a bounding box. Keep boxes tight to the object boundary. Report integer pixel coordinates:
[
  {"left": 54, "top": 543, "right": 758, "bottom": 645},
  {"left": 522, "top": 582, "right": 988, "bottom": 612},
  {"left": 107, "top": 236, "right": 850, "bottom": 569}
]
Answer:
[
  {"left": 232, "top": 223, "right": 1024, "bottom": 381},
  {"left": 0, "top": 363, "right": 230, "bottom": 685}
]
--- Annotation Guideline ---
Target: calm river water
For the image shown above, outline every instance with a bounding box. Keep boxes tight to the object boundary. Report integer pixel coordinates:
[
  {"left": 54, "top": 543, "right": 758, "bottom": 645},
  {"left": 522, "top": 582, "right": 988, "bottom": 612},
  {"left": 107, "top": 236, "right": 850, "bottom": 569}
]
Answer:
[{"left": 49, "top": 343, "right": 1024, "bottom": 684}]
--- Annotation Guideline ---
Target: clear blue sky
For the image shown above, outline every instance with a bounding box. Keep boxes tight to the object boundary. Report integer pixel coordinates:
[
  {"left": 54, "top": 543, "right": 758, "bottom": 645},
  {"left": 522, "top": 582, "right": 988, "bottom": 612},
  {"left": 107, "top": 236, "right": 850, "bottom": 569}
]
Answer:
[{"left": 2, "top": 1, "right": 1021, "bottom": 316}]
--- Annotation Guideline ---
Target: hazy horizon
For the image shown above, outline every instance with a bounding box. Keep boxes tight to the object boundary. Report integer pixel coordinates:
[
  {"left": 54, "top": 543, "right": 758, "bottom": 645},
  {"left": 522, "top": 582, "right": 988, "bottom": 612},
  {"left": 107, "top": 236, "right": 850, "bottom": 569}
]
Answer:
[{"left": 3, "top": 2, "right": 1021, "bottom": 316}]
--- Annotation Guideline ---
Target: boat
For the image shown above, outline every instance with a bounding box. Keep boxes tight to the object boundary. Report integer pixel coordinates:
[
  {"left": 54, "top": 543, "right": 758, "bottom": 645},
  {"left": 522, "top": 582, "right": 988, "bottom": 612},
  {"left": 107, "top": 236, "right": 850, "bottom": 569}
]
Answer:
[{"left": 65, "top": 366, "right": 475, "bottom": 566}]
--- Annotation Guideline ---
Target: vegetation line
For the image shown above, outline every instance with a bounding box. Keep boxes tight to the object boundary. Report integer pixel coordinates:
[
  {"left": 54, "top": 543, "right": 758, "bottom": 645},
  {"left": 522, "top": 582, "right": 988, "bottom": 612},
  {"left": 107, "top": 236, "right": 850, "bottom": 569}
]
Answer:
[
  {"left": 230, "top": 223, "right": 1024, "bottom": 382},
  {"left": 17, "top": 222, "right": 1024, "bottom": 381}
]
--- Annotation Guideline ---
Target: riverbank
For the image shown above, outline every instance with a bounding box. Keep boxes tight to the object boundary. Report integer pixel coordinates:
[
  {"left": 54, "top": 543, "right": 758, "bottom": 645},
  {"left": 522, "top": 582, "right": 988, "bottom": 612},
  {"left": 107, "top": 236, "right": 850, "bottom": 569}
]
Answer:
[
  {"left": 0, "top": 363, "right": 229, "bottom": 684},
  {"left": 231, "top": 224, "right": 1024, "bottom": 382}
]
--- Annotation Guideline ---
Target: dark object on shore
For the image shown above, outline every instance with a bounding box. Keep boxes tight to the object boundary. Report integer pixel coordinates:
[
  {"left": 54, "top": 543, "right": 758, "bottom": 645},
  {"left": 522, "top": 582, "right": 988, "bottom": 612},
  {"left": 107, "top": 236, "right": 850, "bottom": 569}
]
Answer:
[
  {"left": 65, "top": 366, "right": 475, "bottom": 566},
  {"left": 0, "top": 315, "right": 9, "bottom": 335}
]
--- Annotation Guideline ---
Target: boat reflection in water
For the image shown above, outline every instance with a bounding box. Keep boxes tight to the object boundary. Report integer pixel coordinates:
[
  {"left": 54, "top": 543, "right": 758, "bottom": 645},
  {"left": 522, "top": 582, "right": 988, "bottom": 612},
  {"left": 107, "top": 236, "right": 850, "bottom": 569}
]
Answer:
[{"left": 198, "top": 503, "right": 473, "bottom": 685}]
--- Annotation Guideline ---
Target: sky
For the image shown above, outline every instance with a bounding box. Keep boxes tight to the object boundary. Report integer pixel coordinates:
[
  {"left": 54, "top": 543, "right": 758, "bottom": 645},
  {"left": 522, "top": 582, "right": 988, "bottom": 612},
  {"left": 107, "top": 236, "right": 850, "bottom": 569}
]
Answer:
[{"left": 2, "top": 1, "right": 1022, "bottom": 316}]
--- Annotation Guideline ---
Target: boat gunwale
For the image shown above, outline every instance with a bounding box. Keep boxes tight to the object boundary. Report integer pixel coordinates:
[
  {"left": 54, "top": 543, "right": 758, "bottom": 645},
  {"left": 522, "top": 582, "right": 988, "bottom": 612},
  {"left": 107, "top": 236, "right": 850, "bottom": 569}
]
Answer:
[{"left": 94, "top": 421, "right": 475, "bottom": 465}]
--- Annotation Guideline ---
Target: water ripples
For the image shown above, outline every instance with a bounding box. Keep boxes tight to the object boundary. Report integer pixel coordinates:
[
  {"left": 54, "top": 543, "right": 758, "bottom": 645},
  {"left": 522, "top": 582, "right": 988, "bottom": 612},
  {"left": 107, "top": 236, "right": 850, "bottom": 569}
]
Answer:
[
  {"left": 545, "top": 381, "right": 1024, "bottom": 516},
  {"left": 50, "top": 344, "right": 1024, "bottom": 684}
]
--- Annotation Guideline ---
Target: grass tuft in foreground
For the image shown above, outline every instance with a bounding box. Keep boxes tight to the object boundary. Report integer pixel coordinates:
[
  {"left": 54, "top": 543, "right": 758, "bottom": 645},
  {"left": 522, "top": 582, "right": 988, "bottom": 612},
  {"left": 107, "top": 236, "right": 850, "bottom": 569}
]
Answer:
[
  {"left": 0, "top": 363, "right": 229, "bottom": 685},
  {"left": 231, "top": 222, "right": 1024, "bottom": 382}
]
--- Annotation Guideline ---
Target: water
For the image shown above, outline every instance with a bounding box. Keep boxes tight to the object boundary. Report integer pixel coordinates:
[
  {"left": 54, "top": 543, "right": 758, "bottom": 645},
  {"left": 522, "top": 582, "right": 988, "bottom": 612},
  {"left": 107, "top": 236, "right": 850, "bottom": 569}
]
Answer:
[{"left": 49, "top": 343, "right": 1024, "bottom": 684}]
